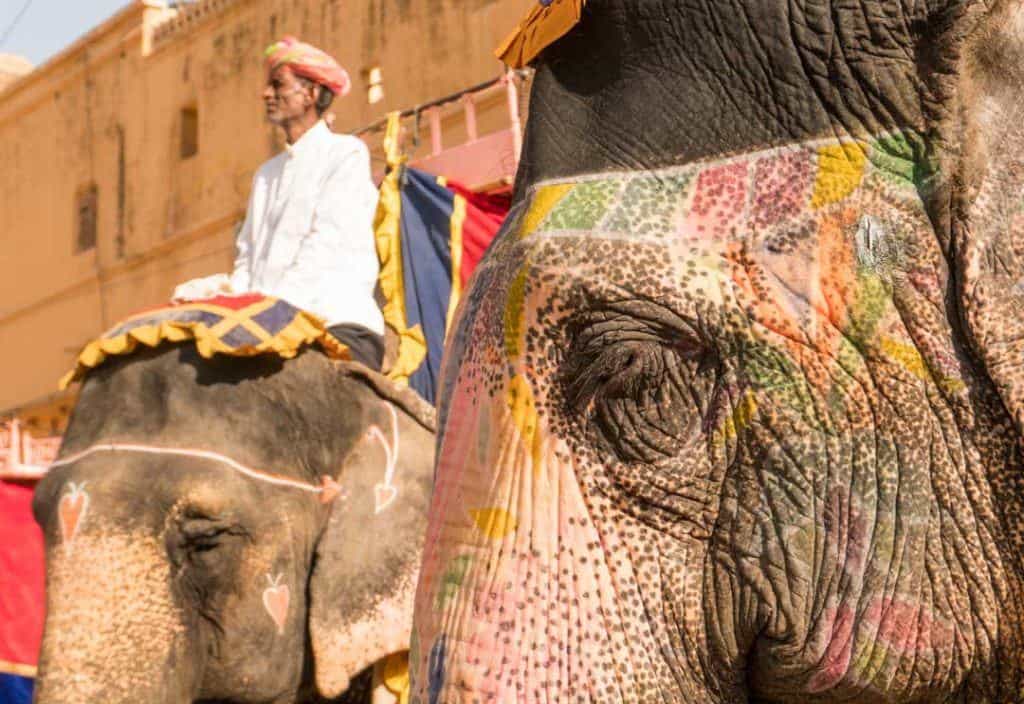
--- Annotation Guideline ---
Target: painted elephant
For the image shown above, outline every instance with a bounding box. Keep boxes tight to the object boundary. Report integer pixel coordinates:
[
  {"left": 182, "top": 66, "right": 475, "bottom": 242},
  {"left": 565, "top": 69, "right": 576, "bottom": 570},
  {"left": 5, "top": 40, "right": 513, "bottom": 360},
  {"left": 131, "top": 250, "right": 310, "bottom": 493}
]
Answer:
[
  {"left": 411, "top": 1, "right": 1024, "bottom": 701},
  {"left": 31, "top": 345, "right": 435, "bottom": 703}
]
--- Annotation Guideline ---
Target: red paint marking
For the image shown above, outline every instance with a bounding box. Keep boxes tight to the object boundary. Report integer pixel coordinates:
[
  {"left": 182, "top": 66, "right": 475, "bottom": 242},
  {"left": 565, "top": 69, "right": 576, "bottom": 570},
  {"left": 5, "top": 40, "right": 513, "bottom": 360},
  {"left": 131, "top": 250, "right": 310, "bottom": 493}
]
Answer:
[
  {"left": 808, "top": 605, "right": 856, "bottom": 693},
  {"left": 319, "top": 475, "right": 343, "bottom": 504},
  {"left": 57, "top": 482, "right": 89, "bottom": 550}
]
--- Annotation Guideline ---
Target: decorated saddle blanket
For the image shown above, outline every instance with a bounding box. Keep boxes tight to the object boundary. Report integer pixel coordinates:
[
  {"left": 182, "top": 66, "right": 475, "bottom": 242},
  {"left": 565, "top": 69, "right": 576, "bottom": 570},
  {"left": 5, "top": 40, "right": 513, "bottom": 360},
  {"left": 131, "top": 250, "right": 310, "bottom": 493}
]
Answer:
[{"left": 61, "top": 294, "right": 349, "bottom": 388}]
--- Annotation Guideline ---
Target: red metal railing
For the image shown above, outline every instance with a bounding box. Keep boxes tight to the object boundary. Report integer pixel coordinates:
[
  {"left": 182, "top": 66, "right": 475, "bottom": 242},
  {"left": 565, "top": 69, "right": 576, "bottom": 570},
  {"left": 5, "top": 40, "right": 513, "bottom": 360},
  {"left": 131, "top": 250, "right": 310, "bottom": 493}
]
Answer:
[{"left": 355, "top": 69, "right": 529, "bottom": 193}]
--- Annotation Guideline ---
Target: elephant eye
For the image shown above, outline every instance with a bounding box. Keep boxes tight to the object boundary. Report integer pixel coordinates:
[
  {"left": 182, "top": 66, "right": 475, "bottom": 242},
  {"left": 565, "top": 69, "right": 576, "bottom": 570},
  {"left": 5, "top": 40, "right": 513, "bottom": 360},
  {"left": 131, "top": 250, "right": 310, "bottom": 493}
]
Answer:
[
  {"left": 186, "top": 529, "right": 227, "bottom": 553},
  {"left": 178, "top": 518, "right": 246, "bottom": 555},
  {"left": 561, "top": 307, "right": 715, "bottom": 463}
]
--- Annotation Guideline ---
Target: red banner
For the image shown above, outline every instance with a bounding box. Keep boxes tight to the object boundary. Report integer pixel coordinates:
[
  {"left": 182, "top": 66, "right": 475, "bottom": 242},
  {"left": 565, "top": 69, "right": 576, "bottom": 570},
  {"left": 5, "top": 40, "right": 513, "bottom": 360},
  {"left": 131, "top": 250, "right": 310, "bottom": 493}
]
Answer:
[{"left": 0, "top": 480, "right": 44, "bottom": 676}]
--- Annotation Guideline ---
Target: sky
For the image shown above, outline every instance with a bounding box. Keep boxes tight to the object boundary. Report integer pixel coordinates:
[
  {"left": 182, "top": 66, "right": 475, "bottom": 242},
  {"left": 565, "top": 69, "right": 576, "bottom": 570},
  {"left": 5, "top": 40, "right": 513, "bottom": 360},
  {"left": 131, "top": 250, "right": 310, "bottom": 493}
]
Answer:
[{"left": 0, "top": 0, "right": 133, "bottom": 66}]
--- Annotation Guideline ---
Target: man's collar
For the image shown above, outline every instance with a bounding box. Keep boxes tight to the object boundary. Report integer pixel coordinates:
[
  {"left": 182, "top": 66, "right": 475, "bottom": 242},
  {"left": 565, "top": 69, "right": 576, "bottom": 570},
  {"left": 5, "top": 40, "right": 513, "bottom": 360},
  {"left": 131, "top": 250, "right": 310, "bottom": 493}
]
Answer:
[{"left": 285, "top": 119, "right": 329, "bottom": 158}]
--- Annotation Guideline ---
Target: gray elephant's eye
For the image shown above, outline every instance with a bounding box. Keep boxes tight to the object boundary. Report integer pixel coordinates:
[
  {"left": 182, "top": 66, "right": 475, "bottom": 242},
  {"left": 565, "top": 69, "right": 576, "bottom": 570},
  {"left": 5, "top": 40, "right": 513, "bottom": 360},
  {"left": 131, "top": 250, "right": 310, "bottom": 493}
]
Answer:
[
  {"left": 176, "top": 517, "right": 248, "bottom": 557},
  {"left": 561, "top": 305, "right": 716, "bottom": 464},
  {"left": 185, "top": 527, "right": 229, "bottom": 552}
]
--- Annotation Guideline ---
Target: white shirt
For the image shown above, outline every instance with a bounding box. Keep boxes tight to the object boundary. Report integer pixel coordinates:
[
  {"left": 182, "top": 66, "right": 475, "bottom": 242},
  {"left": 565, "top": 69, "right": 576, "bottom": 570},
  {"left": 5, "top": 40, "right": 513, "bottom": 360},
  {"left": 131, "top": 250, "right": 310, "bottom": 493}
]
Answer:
[{"left": 174, "top": 121, "right": 384, "bottom": 334}]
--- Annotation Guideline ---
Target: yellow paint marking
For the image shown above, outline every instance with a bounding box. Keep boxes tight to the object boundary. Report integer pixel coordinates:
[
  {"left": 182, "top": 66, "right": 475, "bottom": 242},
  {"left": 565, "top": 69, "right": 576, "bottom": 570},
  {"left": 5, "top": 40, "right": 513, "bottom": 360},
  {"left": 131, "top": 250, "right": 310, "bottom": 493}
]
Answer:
[
  {"left": 880, "top": 337, "right": 965, "bottom": 393},
  {"left": 519, "top": 183, "right": 573, "bottom": 238},
  {"left": 811, "top": 143, "right": 867, "bottom": 209},
  {"left": 470, "top": 507, "right": 519, "bottom": 540},
  {"left": 504, "top": 263, "right": 530, "bottom": 361},
  {"left": 711, "top": 390, "right": 758, "bottom": 448},
  {"left": 508, "top": 373, "right": 544, "bottom": 475}
]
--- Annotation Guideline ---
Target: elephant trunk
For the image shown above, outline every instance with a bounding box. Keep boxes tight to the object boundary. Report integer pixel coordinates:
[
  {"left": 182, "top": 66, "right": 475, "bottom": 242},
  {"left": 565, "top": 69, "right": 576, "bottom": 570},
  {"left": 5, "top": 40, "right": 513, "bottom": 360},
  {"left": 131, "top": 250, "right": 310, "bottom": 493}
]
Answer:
[{"left": 33, "top": 531, "right": 196, "bottom": 703}]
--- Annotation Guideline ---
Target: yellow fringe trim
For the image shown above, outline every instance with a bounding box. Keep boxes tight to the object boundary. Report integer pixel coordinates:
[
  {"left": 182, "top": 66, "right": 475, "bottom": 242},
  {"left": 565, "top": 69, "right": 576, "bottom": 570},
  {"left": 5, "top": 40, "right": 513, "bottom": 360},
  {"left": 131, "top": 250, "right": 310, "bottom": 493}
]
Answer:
[
  {"left": 374, "top": 112, "right": 428, "bottom": 386},
  {"left": 59, "top": 301, "right": 350, "bottom": 389},
  {"left": 495, "top": 0, "right": 586, "bottom": 68}
]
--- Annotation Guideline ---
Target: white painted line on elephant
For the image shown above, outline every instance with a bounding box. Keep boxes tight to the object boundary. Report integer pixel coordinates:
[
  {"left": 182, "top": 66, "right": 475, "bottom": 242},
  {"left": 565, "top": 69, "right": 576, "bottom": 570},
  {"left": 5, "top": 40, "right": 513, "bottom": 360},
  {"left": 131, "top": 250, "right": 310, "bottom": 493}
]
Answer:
[
  {"left": 367, "top": 403, "right": 400, "bottom": 514},
  {"left": 48, "top": 443, "right": 340, "bottom": 499}
]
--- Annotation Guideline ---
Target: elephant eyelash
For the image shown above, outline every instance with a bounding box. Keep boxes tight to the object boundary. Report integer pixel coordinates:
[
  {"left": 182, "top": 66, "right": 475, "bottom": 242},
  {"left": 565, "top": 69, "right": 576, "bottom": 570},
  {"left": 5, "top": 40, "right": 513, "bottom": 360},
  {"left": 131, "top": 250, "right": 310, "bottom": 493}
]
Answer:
[
  {"left": 180, "top": 524, "right": 248, "bottom": 553},
  {"left": 189, "top": 535, "right": 223, "bottom": 553}
]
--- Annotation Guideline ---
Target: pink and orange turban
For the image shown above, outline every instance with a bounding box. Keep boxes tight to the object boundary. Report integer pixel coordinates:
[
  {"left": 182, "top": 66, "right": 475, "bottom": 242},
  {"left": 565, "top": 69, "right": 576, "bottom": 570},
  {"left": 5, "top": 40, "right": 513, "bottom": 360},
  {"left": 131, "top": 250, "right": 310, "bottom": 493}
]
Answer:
[{"left": 264, "top": 36, "right": 351, "bottom": 97}]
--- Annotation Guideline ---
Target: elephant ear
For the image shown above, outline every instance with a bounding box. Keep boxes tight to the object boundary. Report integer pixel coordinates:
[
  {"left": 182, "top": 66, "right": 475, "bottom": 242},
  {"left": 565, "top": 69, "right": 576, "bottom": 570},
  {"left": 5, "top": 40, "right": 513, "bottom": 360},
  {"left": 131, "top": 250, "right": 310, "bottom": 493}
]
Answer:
[
  {"left": 955, "top": 4, "right": 1024, "bottom": 437},
  {"left": 308, "top": 387, "right": 435, "bottom": 699}
]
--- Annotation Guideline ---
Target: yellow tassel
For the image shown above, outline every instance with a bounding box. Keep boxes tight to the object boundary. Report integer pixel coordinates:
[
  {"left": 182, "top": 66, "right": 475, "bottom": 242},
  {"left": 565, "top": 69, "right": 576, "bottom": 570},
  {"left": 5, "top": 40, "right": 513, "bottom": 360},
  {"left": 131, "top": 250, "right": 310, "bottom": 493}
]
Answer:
[{"left": 495, "top": 0, "right": 585, "bottom": 68}]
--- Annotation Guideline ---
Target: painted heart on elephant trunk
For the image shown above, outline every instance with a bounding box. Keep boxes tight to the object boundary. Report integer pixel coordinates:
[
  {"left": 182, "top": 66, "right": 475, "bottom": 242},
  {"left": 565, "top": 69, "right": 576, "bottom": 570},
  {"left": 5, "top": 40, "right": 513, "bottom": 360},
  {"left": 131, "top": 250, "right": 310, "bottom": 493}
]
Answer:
[{"left": 57, "top": 482, "right": 89, "bottom": 551}]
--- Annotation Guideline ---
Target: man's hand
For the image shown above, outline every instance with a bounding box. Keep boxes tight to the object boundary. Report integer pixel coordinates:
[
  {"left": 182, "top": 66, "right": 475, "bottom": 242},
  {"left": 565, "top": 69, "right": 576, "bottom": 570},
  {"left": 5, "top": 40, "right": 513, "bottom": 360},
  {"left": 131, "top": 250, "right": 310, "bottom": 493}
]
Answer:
[{"left": 171, "top": 273, "right": 234, "bottom": 303}]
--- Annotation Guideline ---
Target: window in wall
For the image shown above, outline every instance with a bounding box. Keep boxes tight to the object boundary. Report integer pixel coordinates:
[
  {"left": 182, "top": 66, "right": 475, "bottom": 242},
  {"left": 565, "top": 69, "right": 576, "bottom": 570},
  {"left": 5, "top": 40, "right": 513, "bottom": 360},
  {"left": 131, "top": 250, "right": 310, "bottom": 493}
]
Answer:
[
  {"left": 366, "top": 66, "right": 384, "bottom": 105},
  {"left": 75, "top": 184, "right": 98, "bottom": 253},
  {"left": 180, "top": 106, "right": 199, "bottom": 159}
]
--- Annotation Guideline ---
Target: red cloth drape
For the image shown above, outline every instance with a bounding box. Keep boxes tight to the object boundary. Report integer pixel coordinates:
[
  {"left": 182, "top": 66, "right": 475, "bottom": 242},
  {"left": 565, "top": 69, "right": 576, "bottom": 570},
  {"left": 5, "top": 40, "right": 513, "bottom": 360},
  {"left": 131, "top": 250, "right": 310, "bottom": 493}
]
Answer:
[{"left": 0, "top": 480, "right": 44, "bottom": 673}]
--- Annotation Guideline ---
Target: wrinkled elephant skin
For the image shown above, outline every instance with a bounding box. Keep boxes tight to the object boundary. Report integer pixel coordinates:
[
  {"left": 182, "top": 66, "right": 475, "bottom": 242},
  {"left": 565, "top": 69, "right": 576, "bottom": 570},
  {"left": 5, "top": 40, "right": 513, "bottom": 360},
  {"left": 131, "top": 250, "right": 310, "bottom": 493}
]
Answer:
[{"left": 411, "top": 2, "right": 1024, "bottom": 702}]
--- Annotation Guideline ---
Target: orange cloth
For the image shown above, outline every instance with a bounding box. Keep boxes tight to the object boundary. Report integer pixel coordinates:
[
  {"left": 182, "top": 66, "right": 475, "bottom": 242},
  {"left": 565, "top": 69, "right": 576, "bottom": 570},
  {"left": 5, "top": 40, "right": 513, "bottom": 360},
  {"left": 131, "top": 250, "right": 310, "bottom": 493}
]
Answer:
[
  {"left": 495, "top": 0, "right": 586, "bottom": 68},
  {"left": 264, "top": 35, "right": 351, "bottom": 96}
]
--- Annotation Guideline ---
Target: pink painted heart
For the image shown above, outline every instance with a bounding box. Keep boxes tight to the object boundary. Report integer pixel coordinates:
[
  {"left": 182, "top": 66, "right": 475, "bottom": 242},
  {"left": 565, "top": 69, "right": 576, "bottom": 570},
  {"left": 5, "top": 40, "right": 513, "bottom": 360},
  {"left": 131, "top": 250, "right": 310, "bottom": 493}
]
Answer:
[
  {"left": 262, "top": 580, "right": 290, "bottom": 635},
  {"left": 58, "top": 485, "right": 89, "bottom": 547},
  {"left": 374, "top": 483, "right": 398, "bottom": 514}
]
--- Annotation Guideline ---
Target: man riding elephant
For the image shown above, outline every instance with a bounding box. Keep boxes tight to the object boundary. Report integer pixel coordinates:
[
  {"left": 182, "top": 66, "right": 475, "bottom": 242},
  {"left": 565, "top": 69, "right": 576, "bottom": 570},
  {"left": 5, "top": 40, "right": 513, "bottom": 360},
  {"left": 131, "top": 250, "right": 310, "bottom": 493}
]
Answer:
[
  {"left": 173, "top": 36, "right": 385, "bottom": 370},
  {"left": 411, "top": 1, "right": 1024, "bottom": 702}
]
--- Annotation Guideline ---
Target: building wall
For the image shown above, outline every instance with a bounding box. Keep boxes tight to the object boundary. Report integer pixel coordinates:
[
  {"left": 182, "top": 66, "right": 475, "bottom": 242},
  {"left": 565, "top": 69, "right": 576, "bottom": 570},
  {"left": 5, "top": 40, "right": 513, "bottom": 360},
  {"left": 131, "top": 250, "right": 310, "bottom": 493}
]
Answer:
[{"left": 0, "top": 0, "right": 531, "bottom": 434}]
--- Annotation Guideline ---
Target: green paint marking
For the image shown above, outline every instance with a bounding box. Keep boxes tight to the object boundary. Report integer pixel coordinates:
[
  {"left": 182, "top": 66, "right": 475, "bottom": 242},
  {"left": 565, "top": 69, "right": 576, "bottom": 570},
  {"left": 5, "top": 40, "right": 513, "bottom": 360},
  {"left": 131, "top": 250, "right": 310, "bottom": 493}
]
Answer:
[
  {"left": 541, "top": 179, "right": 620, "bottom": 231},
  {"left": 435, "top": 554, "right": 473, "bottom": 610},
  {"left": 869, "top": 132, "right": 936, "bottom": 191}
]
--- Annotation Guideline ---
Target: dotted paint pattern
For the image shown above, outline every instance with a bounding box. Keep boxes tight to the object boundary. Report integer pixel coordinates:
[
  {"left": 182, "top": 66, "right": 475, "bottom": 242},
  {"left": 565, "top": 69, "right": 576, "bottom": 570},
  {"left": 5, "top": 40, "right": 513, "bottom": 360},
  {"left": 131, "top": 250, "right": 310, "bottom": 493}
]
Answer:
[{"left": 411, "top": 134, "right": 1024, "bottom": 703}]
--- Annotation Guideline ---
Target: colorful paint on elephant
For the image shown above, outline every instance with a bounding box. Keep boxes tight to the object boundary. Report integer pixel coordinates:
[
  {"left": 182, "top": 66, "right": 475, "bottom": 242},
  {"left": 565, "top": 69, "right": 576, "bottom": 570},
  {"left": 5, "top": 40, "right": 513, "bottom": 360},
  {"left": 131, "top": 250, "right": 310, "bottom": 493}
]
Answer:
[
  {"left": 262, "top": 573, "right": 291, "bottom": 635},
  {"left": 57, "top": 483, "right": 89, "bottom": 552},
  {"left": 367, "top": 404, "right": 401, "bottom": 514},
  {"left": 411, "top": 131, "right": 992, "bottom": 702}
]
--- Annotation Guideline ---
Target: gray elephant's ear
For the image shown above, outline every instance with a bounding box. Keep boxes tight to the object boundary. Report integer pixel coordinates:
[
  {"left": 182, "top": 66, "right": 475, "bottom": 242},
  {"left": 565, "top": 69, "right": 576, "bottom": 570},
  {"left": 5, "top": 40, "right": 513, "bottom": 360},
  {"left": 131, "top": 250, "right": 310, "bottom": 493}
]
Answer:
[{"left": 308, "top": 397, "right": 435, "bottom": 699}]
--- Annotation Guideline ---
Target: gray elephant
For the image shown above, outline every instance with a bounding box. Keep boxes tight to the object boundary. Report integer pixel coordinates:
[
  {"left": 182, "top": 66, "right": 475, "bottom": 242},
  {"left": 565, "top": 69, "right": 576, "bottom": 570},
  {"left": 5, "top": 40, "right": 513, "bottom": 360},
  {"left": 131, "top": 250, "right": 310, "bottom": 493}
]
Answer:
[
  {"left": 411, "top": 1, "right": 1024, "bottom": 702},
  {"left": 31, "top": 345, "right": 434, "bottom": 703}
]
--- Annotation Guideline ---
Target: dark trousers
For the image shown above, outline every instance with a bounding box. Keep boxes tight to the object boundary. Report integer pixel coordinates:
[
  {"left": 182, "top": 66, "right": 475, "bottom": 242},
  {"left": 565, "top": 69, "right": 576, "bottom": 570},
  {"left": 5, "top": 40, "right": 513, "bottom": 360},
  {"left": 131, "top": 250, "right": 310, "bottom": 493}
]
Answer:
[{"left": 327, "top": 323, "right": 386, "bottom": 371}]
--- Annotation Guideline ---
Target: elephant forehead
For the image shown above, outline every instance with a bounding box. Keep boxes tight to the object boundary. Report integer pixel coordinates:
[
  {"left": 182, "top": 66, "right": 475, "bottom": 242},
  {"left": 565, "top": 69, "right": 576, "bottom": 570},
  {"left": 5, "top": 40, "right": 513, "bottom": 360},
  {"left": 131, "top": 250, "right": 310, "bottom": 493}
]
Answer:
[
  {"left": 475, "top": 142, "right": 926, "bottom": 346},
  {"left": 38, "top": 455, "right": 300, "bottom": 537}
]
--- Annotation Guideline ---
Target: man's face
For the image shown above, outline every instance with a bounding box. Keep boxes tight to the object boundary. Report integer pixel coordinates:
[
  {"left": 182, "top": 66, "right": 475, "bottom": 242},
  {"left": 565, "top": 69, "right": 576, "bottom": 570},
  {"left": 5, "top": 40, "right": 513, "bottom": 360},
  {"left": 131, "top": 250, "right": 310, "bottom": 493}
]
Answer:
[{"left": 263, "top": 65, "right": 316, "bottom": 125}]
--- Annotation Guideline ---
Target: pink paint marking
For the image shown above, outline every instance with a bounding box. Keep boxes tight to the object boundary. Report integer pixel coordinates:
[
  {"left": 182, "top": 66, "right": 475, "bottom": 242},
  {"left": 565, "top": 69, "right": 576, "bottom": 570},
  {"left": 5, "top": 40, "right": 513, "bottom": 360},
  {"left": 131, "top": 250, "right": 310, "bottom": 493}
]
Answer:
[
  {"left": 808, "top": 596, "right": 955, "bottom": 694},
  {"left": 751, "top": 149, "right": 814, "bottom": 228},
  {"left": 687, "top": 160, "right": 750, "bottom": 240},
  {"left": 48, "top": 443, "right": 340, "bottom": 502},
  {"left": 809, "top": 604, "right": 857, "bottom": 693},
  {"left": 366, "top": 404, "right": 400, "bottom": 514},
  {"left": 57, "top": 481, "right": 89, "bottom": 551},
  {"left": 866, "top": 597, "right": 954, "bottom": 653},
  {"left": 262, "top": 573, "right": 290, "bottom": 635}
]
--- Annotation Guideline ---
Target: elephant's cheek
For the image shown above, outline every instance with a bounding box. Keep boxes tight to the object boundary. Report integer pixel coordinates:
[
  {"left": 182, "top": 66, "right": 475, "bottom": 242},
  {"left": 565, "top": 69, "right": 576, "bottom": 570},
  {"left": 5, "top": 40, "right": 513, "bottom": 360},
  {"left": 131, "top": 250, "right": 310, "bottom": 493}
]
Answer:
[
  {"left": 35, "top": 532, "right": 192, "bottom": 703},
  {"left": 412, "top": 375, "right": 652, "bottom": 703}
]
